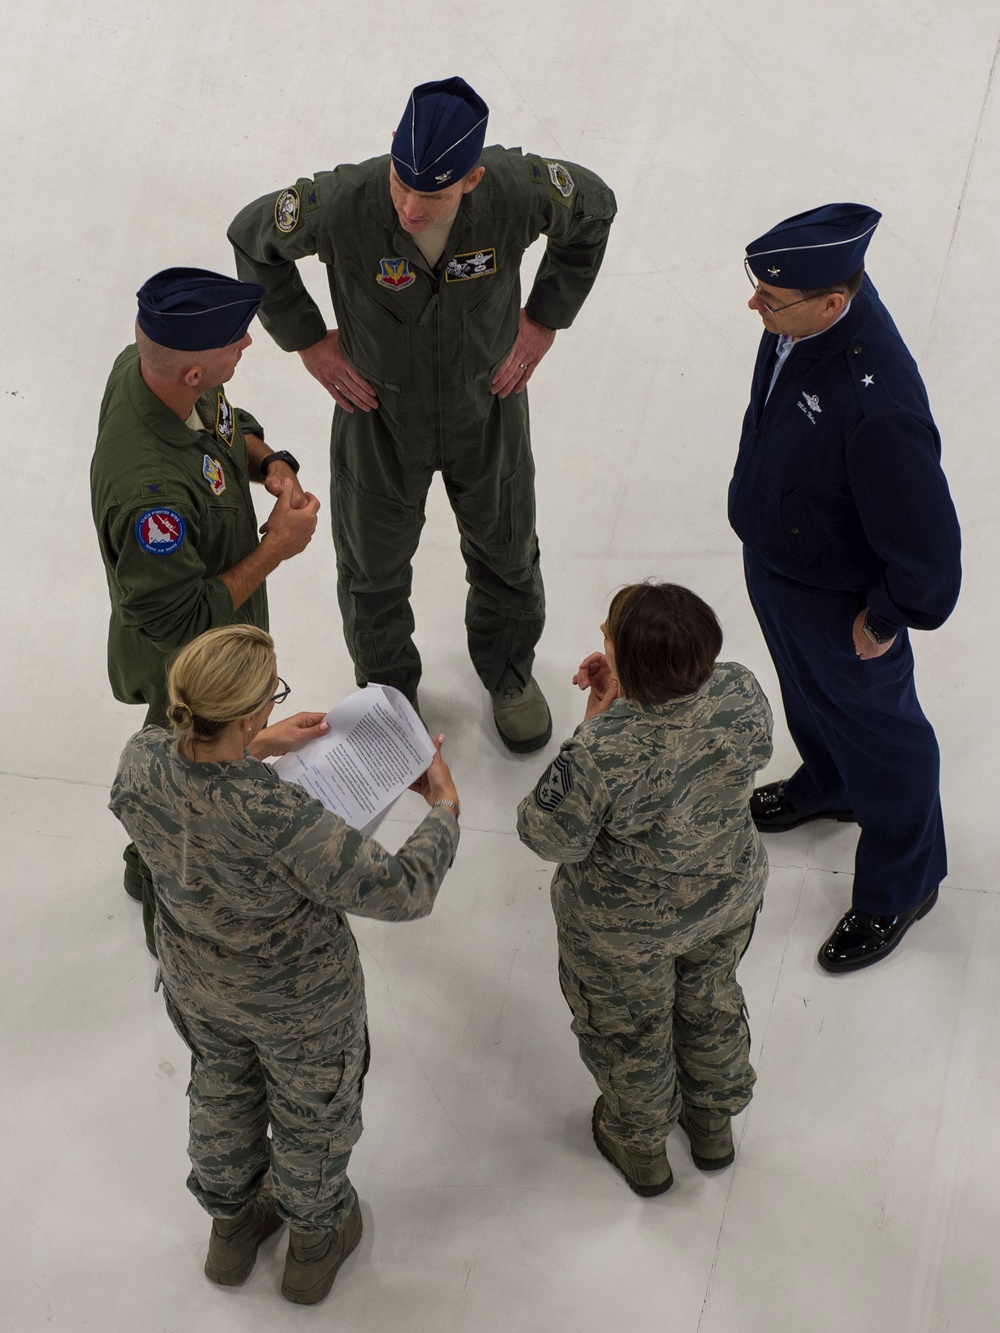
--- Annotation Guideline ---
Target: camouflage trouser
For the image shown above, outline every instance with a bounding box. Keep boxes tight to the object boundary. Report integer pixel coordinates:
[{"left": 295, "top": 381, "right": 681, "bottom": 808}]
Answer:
[
  {"left": 557, "top": 908, "right": 759, "bottom": 1153},
  {"left": 162, "top": 989, "right": 369, "bottom": 1233},
  {"left": 123, "top": 702, "right": 171, "bottom": 953},
  {"left": 123, "top": 843, "right": 156, "bottom": 953}
]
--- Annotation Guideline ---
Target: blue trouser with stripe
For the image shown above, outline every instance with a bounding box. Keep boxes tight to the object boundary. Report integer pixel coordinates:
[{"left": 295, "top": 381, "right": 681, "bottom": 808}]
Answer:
[{"left": 744, "top": 551, "right": 946, "bottom": 917}]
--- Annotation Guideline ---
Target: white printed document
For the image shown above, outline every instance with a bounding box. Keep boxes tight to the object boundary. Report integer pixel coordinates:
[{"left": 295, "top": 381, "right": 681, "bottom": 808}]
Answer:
[{"left": 272, "top": 685, "right": 435, "bottom": 834}]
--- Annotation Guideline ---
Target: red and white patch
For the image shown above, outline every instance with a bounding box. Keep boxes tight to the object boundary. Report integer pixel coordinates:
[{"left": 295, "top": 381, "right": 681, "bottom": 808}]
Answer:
[{"left": 135, "top": 508, "right": 186, "bottom": 555}]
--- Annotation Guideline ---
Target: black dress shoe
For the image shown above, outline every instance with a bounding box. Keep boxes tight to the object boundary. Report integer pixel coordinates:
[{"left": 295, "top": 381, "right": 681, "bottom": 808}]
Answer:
[
  {"left": 818, "top": 888, "right": 939, "bottom": 973},
  {"left": 750, "top": 781, "right": 855, "bottom": 832}
]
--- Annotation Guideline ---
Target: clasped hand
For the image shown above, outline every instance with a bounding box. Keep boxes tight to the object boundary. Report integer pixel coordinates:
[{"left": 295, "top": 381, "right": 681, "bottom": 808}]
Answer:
[{"left": 573, "top": 652, "right": 620, "bottom": 719}]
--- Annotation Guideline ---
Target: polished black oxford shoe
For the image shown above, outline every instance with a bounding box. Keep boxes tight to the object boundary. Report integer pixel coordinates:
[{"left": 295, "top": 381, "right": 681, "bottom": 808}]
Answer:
[
  {"left": 750, "top": 781, "right": 855, "bottom": 832},
  {"left": 818, "top": 888, "right": 939, "bottom": 973}
]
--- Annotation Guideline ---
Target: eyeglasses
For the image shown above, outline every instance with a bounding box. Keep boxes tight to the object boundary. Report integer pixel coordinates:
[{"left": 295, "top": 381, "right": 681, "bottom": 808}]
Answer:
[
  {"left": 269, "top": 677, "right": 291, "bottom": 706},
  {"left": 744, "top": 258, "right": 819, "bottom": 315}
]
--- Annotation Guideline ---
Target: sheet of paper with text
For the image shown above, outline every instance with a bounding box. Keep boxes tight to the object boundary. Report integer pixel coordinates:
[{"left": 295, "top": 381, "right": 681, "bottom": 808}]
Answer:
[{"left": 272, "top": 685, "right": 435, "bottom": 833}]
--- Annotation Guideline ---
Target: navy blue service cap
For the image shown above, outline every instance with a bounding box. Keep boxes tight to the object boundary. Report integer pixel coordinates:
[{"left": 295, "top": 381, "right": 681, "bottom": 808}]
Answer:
[
  {"left": 136, "top": 268, "right": 265, "bottom": 351},
  {"left": 746, "top": 203, "right": 882, "bottom": 289},
  {"left": 391, "top": 76, "right": 489, "bottom": 192}
]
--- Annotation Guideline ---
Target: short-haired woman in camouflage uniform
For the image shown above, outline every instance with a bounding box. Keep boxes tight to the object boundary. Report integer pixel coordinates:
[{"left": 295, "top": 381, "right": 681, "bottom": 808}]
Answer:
[
  {"left": 517, "top": 583, "right": 772, "bottom": 1196},
  {"left": 111, "top": 625, "right": 460, "bottom": 1300}
]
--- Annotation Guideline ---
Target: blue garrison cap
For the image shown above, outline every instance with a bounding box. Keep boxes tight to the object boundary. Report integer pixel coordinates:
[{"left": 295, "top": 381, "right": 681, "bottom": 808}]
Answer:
[
  {"left": 746, "top": 203, "right": 882, "bottom": 289},
  {"left": 136, "top": 268, "right": 264, "bottom": 351},
  {"left": 391, "top": 76, "right": 489, "bottom": 192}
]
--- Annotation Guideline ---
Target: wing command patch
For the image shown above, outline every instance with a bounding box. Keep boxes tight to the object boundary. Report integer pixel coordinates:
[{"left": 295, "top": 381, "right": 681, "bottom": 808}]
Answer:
[
  {"left": 203, "top": 455, "right": 226, "bottom": 496},
  {"left": 534, "top": 754, "right": 573, "bottom": 812},
  {"left": 376, "top": 257, "right": 416, "bottom": 289},
  {"left": 135, "top": 508, "right": 186, "bottom": 555}
]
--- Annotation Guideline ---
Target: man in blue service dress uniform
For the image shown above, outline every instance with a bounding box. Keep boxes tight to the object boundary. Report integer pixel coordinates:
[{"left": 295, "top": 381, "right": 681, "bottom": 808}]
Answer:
[
  {"left": 229, "top": 77, "right": 616, "bottom": 752},
  {"left": 729, "top": 203, "right": 961, "bottom": 972}
]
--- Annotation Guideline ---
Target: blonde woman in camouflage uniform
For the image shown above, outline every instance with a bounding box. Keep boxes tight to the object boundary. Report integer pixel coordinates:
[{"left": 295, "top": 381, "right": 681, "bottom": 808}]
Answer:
[
  {"left": 517, "top": 584, "right": 772, "bottom": 1196},
  {"left": 111, "top": 625, "right": 460, "bottom": 1302}
]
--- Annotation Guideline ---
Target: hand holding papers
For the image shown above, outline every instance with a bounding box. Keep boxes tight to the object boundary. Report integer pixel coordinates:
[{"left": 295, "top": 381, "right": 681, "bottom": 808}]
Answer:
[{"left": 272, "top": 685, "right": 435, "bottom": 833}]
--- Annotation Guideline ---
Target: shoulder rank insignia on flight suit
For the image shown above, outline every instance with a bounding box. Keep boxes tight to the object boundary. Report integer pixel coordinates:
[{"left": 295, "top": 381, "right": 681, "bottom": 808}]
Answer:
[
  {"left": 445, "top": 249, "right": 497, "bottom": 281},
  {"left": 534, "top": 754, "right": 574, "bottom": 811},
  {"left": 135, "top": 508, "right": 186, "bottom": 555},
  {"left": 203, "top": 455, "right": 226, "bottom": 496},
  {"left": 376, "top": 257, "right": 416, "bottom": 290},
  {"left": 215, "top": 392, "right": 234, "bottom": 446}
]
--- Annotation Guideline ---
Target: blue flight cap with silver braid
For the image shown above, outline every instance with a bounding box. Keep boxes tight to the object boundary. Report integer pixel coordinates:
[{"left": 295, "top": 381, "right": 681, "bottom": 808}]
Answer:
[
  {"left": 746, "top": 203, "right": 882, "bottom": 289},
  {"left": 136, "top": 268, "right": 265, "bottom": 351},
  {"left": 391, "top": 77, "right": 489, "bottom": 192}
]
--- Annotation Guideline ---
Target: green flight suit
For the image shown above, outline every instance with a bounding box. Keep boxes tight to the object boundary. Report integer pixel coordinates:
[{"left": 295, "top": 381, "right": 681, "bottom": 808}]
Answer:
[
  {"left": 90, "top": 345, "right": 269, "bottom": 941},
  {"left": 229, "top": 147, "right": 617, "bottom": 699}
]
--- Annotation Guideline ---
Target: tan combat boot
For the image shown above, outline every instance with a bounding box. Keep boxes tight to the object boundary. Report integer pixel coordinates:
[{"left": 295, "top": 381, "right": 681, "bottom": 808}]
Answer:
[
  {"left": 281, "top": 1188, "right": 363, "bottom": 1305},
  {"left": 591, "top": 1097, "right": 673, "bottom": 1197},
  {"left": 678, "top": 1105, "right": 735, "bottom": 1170},
  {"left": 204, "top": 1187, "right": 282, "bottom": 1285}
]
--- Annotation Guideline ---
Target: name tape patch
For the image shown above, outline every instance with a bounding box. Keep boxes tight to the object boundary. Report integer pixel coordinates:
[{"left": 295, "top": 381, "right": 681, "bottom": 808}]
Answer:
[{"left": 445, "top": 248, "right": 497, "bottom": 282}]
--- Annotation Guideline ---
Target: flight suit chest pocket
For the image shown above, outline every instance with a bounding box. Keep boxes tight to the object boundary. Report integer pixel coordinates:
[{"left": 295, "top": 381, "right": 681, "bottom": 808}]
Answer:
[
  {"left": 459, "top": 260, "right": 518, "bottom": 380},
  {"left": 337, "top": 263, "right": 413, "bottom": 388}
]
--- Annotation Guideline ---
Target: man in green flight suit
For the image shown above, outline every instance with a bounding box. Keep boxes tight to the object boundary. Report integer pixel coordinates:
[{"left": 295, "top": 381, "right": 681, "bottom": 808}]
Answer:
[
  {"left": 228, "top": 76, "right": 617, "bottom": 752},
  {"left": 91, "top": 268, "right": 321, "bottom": 950}
]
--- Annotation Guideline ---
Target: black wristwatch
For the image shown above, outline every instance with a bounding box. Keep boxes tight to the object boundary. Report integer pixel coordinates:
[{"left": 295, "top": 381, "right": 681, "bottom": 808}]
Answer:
[
  {"left": 861, "top": 615, "right": 891, "bottom": 646},
  {"left": 259, "top": 449, "right": 300, "bottom": 479}
]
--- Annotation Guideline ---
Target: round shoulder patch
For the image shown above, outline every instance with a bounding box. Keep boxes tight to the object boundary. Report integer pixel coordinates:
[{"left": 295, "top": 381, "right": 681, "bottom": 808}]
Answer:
[
  {"left": 135, "top": 508, "right": 186, "bottom": 555},
  {"left": 274, "top": 187, "right": 300, "bottom": 234}
]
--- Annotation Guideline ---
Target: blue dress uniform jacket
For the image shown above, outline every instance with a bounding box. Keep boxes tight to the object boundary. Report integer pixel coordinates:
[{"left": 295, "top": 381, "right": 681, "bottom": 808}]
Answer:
[
  {"left": 729, "top": 277, "right": 961, "bottom": 635},
  {"left": 728, "top": 277, "right": 961, "bottom": 918}
]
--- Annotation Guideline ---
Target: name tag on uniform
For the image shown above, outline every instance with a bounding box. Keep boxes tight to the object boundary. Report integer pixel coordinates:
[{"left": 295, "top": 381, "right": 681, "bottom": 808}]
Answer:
[{"left": 445, "top": 248, "right": 497, "bottom": 282}]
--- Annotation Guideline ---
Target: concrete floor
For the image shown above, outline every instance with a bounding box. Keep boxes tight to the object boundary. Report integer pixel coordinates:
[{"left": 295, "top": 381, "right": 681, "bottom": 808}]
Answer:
[{"left": 2, "top": 2, "right": 998, "bottom": 1329}]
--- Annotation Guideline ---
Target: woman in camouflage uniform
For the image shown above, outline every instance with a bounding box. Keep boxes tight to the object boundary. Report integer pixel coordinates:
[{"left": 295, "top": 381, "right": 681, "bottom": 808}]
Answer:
[
  {"left": 111, "top": 625, "right": 460, "bottom": 1302},
  {"left": 517, "top": 584, "right": 772, "bottom": 1196}
]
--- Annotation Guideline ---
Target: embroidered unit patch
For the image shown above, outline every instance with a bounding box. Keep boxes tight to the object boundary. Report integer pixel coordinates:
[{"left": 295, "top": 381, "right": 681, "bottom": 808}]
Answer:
[
  {"left": 215, "top": 392, "right": 234, "bottom": 446},
  {"left": 203, "top": 455, "right": 226, "bottom": 496},
  {"left": 376, "top": 257, "right": 417, "bottom": 290},
  {"left": 534, "top": 754, "right": 574, "bottom": 812},
  {"left": 546, "top": 161, "right": 575, "bottom": 199},
  {"left": 135, "top": 508, "right": 186, "bottom": 555},
  {"left": 444, "top": 248, "right": 498, "bottom": 282},
  {"left": 274, "top": 187, "right": 300, "bottom": 234}
]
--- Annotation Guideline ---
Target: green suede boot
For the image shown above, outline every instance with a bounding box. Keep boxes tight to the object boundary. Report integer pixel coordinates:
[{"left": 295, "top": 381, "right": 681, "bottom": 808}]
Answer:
[
  {"left": 678, "top": 1106, "right": 735, "bottom": 1170},
  {"left": 204, "top": 1187, "right": 282, "bottom": 1285},
  {"left": 281, "top": 1189, "right": 363, "bottom": 1305},
  {"left": 591, "top": 1098, "right": 673, "bottom": 1197}
]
